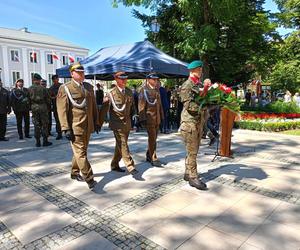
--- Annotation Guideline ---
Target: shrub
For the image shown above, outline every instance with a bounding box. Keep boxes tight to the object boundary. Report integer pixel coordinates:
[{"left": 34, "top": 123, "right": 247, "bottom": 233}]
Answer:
[
  {"left": 234, "top": 120, "right": 300, "bottom": 131},
  {"left": 241, "top": 101, "right": 300, "bottom": 113}
]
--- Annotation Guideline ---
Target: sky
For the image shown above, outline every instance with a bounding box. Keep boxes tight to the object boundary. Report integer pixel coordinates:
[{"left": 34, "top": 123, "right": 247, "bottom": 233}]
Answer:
[{"left": 0, "top": 0, "right": 294, "bottom": 55}]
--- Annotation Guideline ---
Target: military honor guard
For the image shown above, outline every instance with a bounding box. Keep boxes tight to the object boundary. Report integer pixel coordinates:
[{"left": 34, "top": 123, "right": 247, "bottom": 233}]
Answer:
[
  {"left": 106, "top": 72, "right": 138, "bottom": 176},
  {"left": 179, "top": 60, "right": 208, "bottom": 190},
  {"left": 0, "top": 79, "right": 11, "bottom": 141},
  {"left": 28, "top": 73, "right": 52, "bottom": 147},
  {"left": 49, "top": 75, "right": 62, "bottom": 140},
  {"left": 138, "top": 73, "right": 164, "bottom": 167},
  {"left": 56, "top": 62, "right": 98, "bottom": 190},
  {"left": 10, "top": 79, "right": 31, "bottom": 140}
]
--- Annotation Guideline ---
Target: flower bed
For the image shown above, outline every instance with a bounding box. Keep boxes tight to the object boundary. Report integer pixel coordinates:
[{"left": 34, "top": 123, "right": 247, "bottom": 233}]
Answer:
[
  {"left": 241, "top": 112, "right": 300, "bottom": 120},
  {"left": 235, "top": 119, "right": 300, "bottom": 132}
]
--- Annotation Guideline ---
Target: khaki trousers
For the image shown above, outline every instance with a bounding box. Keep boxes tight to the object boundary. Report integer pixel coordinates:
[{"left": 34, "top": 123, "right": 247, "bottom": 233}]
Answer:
[
  {"left": 146, "top": 125, "right": 158, "bottom": 162},
  {"left": 180, "top": 121, "right": 204, "bottom": 178},
  {"left": 71, "top": 132, "right": 94, "bottom": 183},
  {"left": 111, "top": 129, "right": 135, "bottom": 172}
]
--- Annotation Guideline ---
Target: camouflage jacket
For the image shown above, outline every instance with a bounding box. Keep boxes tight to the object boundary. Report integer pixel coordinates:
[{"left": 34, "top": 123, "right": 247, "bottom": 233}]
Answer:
[
  {"left": 10, "top": 88, "right": 30, "bottom": 113},
  {"left": 179, "top": 78, "right": 204, "bottom": 123},
  {"left": 28, "top": 84, "right": 50, "bottom": 112}
]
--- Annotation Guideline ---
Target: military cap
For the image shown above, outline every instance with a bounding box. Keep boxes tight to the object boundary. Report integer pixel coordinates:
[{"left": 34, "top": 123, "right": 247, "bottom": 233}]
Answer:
[
  {"left": 146, "top": 73, "right": 159, "bottom": 79},
  {"left": 187, "top": 60, "right": 203, "bottom": 70},
  {"left": 69, "top": 62, "right": 85, "bottom": 72},
  {"left": 114, "top": 72, "right": 128, "bottom": 79},
  {"left": 52, "top": 74, "right": 59, "bottom": 80},
  {"left": 33, "top": 73, "right": 42, "bottom": 80}
]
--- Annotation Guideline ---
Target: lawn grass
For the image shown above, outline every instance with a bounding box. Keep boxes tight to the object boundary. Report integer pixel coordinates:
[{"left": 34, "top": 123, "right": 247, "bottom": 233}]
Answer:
[{"left": 281, "top": 129, "right": 300, "bottom": 136}]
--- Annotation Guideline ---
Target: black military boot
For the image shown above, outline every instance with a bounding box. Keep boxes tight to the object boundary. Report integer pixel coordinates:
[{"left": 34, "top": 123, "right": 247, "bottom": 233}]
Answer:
[
  {"left": 189, "top": 178, "right": 208, "bottom": 190},
  {"left": 36, "top": 139, "right": 41, "bottom": 147},
  {"left": 56, "top": 134, "right": 63, "bottom": 140},
  {"left": 42, "top": 138, "right": 53, "bottom": 147}
]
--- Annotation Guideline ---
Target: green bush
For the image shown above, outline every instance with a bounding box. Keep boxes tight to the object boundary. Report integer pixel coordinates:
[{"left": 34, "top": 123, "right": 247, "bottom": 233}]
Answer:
[
  {"left": 241, "top": 101, "right": 300, "bottom": 113},
  {"left": 234, "top": 120, "right": 300, "bottom": 131}
]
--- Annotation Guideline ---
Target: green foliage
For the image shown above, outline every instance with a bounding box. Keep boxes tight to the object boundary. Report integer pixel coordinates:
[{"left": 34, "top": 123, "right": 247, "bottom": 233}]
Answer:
[
  {"left": 241, "top": 100, "right": 300, "bottom": 113},
  {"left": 235, "top": 120, "right": 300, "bottom": 131},
  {"left": 268, "top": 31, "right": 300, "bottom": 93},
  {"left": 114, "top": 0, "right": 278, "bottom": 83},
  {"left": 274, "top": 0, "right": 300, "bottom": 29},
  {"left": 266, "top": 100, "right": 300, "bottom": 113}
]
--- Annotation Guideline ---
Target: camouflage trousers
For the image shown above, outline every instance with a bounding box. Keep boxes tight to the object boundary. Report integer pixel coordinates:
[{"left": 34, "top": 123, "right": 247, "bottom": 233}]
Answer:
[
  {"left": 180, "top": 120, "right": 204, "bottom": 178},
  {"left": 32, "top": 110, "right": 49, "bottom": 140}
]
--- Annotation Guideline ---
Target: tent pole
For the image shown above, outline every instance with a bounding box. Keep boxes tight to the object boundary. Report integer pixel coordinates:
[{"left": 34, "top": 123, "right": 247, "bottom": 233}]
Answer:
[{"left": 94, "top": 75, "right": 96, "bottom": 96}]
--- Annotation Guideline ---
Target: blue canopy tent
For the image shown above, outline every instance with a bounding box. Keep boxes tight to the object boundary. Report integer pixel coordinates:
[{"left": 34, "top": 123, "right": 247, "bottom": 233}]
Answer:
[{"left": 56, "top": 40, "right": 189, "bottom": 80}]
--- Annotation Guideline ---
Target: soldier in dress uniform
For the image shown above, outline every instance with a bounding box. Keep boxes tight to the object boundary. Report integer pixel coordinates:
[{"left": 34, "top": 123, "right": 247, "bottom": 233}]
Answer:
[
  {"left": 49, "top": 75, "right": 62, "bottom": 140},
  {"left": 10, "top": 79, "right": 31, "bottom": 140},
  {"left": 28, "top": 73, "right": 52, "bottom": 147},
  {"left": 138, "top": 73, "right": 164, "bottom": 167},
  {"left": 179, "top": 60, "right": 208, "bottom": 190},
  {"left": 106, "top": 72, "right": 138, "bottom": 176},
  {"left": 56, "top": 62, "right": 98, "bottom": 190},
  {"left": 0, "top": 79, "right": 11, "bottom": 141}
]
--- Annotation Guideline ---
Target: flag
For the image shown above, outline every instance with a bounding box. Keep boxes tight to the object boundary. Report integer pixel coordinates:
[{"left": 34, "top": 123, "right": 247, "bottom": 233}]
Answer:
[
  {"left": 14, "top": 53, "right": 20, "bottom": 62},
  {"left": 68, "top": 54, "right": 75, "bottom": 63},
  {"left": 30, "top": 50, "right": 37, "bottom": 61},
  {"left": 52, "top": 51, "right": 60, "bottom": 61}
]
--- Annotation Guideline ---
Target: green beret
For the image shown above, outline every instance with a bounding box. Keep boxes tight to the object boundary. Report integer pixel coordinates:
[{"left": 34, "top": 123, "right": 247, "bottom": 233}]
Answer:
[
  {"left": 33, "top": 73, "right": 42, "bottom": 80},
  {"left": 187, "top": 60, "right": 203, "bottom": 70}
]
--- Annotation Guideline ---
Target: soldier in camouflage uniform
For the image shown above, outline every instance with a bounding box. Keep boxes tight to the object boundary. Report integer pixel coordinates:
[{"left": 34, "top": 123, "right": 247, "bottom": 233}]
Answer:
[
  {"left": 10, "top": 79, "right": 31, "bottom": 139},
  {"left": 49, "top": 75, "right": 62, "bottom": 140},
  {"left": 28, "top": 73, "right": 52, "bottom": 147},
  {"left": 179, "top": 60, "right": 208, "bottom": 190},
  {"left": 0, "top": 79, "right": 11, "bottom": 141}
]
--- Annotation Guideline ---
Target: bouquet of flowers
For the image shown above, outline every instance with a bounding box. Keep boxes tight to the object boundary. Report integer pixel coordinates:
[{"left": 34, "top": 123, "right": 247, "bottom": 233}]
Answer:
[{"left": 194, "top": 83, "right": 240, "bottom": 113}]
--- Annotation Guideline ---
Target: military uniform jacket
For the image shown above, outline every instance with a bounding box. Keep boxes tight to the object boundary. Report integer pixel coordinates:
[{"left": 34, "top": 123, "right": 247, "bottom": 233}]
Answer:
[
  {"left": 56, "top": 80, "right": 98, "bottom": 135},
  {"left": 10, "top": 87, "right": 30, "bottom": 113},
  {"left": 138, "top": 85, "right": 164, "bottom": 127},
  {"left": 179, "top": 78, "right": 204, "bottom": 123},
  {"left": 0, "top": 87, "right": 10, "bottom": 114},
  {"left": 108, "top": 86, "right": 135, "bottom": 132},
  {"left": 49, "top": 83, "right": 62, "bottom": 110},
  {"left": 28, "top": 84, "right": 50, "bottom": 113}
]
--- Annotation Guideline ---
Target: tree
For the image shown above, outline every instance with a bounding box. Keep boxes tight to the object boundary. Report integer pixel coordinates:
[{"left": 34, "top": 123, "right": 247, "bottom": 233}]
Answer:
[
  {"left": 113, "top": 0, "right": 278, "bottom": 84},
  {"left": 274, "top": 0, "right": 300, "bottom": 29},
  {"left": 268, "top": 31, "right": 300, "bottom": 93}
]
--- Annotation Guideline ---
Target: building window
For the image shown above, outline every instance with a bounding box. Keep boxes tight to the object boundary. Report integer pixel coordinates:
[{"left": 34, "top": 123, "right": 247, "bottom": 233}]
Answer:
[
  {"left": 47, "top": 54, "right": 53, "bottom": 64},
  {"left": 10, "top": 50, "right": 20, "bottom": 62},
  {"left": 30, "top": 51, "right": 38, "bottom": 63},
  {"left": 76, "top": 57, "right": 83, "bottom": 62},
  {"left": 62, "top": 55, "right": 68, "bottom": 65},
  {"left": 48, "top": 73, "right": 54, "bottom": 86},
  {"left": 12, "top": 71, "right": 21, "bottom": 85}
]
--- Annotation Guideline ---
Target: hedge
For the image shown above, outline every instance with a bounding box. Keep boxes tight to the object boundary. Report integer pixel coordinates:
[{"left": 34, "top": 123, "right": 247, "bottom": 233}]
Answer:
[
  {"left": 241, "top": 101, "right": 300, "bottom": 113},
  {"left": 234, "top": 120, "right": 300, "bottom": 132}
]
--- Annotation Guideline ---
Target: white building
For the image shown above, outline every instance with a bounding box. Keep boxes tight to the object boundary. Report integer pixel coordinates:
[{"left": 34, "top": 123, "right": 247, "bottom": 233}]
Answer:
[{"left": 0, "top": 27, "right": 89, "bottom": 88}]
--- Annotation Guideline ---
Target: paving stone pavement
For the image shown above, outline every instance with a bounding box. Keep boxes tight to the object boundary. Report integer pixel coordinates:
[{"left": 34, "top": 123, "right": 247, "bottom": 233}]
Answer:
[{"left": 0, "top": 116, "right": 300, "bottom": 249}]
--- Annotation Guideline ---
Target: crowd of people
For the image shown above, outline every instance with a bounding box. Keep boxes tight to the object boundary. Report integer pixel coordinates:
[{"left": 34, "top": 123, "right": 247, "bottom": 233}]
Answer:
[{"left": 0, "top": 60, "right": 221, "bottom": 191}]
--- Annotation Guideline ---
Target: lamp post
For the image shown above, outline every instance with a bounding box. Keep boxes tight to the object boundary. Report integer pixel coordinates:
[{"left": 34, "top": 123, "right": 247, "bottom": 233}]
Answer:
[{"left": 150, "top": 18, "right": 160, "bottom": 42}]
